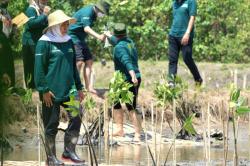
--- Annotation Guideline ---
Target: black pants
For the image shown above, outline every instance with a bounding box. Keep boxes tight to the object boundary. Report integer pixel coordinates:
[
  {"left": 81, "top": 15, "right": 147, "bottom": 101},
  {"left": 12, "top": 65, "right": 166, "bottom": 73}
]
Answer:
[
  {"left": 168, "top": 35, "right": 202, "bottom": 81},
  {"left": 22, "top": 44, "right": 35, "bottom": 89},
  {"left": 42, "top": 100, "right": 82, "bottom": 138}
]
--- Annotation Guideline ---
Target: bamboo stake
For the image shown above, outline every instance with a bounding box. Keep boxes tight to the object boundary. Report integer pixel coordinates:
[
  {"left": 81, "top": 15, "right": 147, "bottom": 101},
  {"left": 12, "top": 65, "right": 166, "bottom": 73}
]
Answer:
[
  {"left": 157, "top": 108, "right": 165, "bottom": 166},
  {"left": 202, "top": 105, "right": 207, "bottom": 163},
  {"left": 207, "top": 103, "right": 211, "bottom": 165},
  {"left": 234, "top": 69, "right": 238, "bottom": 88},
  {"left": 103, "top": 99, "right": 109, "bottom": 163},
  {"left": 151, "top": 102, "right": 154, "bottom": 132},
  {"left": 243, "top": 74, "right": 247, "bottom": 90},
  {"left": 109, "top": 106, "right": 114, "bottom": 165},
  {"left": 98, "top": 108, "right": 101, "bottom": 162},
  {"left": 154, "top": 106, "right": 157, "bottom": 163},
  {"left": 173, "top": 99, "right": 176, "bottom": 166},
  {"left": 142, "top": 106, "right": 150, "bottom": 166},
  {"left": 36, "top": 104, "right": 41, "bottom": 166}
]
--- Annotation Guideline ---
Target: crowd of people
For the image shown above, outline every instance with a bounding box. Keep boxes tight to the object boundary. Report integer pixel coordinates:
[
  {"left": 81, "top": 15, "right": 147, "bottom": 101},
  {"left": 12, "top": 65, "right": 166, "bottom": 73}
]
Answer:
[{"left": 0, "top": 0, "right": 201, "bottom": 165}]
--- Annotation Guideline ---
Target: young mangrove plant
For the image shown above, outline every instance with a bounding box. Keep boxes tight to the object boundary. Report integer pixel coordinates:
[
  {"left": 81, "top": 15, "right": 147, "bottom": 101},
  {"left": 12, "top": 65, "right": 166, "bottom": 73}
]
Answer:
[
  {"left": 64, "top": 93, "right": 98, "bottom": 166},
  {"left": 229, "top": 84, "right": 250, "bottom": 166},
  {"left": 154, "top": 75, "right": 197, "bottom": 138},
  {"left": 107, "top": 71, "right": 134, "bottom": 106}
]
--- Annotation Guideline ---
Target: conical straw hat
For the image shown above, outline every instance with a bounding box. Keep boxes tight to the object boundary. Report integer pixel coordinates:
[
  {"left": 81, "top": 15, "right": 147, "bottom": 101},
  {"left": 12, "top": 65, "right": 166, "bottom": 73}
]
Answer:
[{"left": 43, "top": 10, "right": 76, "bottom": 33}]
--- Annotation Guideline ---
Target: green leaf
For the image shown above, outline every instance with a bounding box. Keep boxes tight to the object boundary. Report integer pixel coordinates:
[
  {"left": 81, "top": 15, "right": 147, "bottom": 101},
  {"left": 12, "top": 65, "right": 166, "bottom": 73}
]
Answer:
[
  {"left": 236, "top": 106, "right": 250, "bottom": 115},
  {"left": 183, "top": 113, "right": 196, "bottom": 135}
]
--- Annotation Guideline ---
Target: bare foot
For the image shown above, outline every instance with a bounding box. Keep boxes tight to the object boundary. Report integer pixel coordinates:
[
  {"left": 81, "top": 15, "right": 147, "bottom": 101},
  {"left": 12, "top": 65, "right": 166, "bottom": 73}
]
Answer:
[
  {"left": 88, "top": 88, "right": 98, "bottom": 94},
  {"left": 112, "top": 131, "right": 125, "bottom": 137}
]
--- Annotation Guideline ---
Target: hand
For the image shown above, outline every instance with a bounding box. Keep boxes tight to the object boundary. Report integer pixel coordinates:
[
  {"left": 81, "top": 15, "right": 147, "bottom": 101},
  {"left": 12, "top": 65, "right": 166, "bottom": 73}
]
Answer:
[
  {"left": 43, "top": 6, "right": 51, "bottom": 15},
  {"left": 43, "top": 91, "right": 55, "bottom": 107},
  {"left": 132, "top": 76, "right": 138, "bottom": 86},
  {"left": 2, "top": 73, "right": 11, "bottom": 87},
  {"left": 2, "top": 17, "right": 11, "bottom": 27},
  {"left": 98, "top": 34, "right": 106, "bottom": 42},
  {"left": 104, "top": 31, "right": 112, "bottom": 38},
  {"left": 181, "top": 33, "right": 190, "bottom": 46},
  {"left": 78, "top": 90, "right": 85, "bottom": 102}
]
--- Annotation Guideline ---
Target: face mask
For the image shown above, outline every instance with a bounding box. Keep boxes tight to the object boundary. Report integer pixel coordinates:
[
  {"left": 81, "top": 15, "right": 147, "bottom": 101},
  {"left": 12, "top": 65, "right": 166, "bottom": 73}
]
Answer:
[{"left": 97, "top": 12, "right": 105, "bottom": 18}]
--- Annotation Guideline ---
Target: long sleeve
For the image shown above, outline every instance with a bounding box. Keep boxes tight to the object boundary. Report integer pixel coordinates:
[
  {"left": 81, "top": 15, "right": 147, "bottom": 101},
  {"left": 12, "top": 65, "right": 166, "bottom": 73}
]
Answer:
[
  {"left": 26, "top": 7, "right": 47, "bottom": 29},
  {"left": 34, "top": 40, "right": 49, "bottom": 94},
  {"left": 115, "top": 46, "right": 134, "bottom": 72}
]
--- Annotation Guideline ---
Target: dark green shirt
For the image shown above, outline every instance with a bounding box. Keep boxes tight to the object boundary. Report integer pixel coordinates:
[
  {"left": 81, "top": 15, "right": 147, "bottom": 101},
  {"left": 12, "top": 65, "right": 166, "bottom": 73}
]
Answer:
[
  {"left": 170, "top": 0, "right": 197, "bottom": 38},
  {"left": 68, "top": 5, "right": 96, "bottom": 44},
  {"left": 34, "top": 40, "right": 83, "bottom": 102},
  {"left": 22, "top": 7, "right": 48, "bottom": 45},
  {"left": 113, "top": 37, "right": 141, "bottom": 81}
]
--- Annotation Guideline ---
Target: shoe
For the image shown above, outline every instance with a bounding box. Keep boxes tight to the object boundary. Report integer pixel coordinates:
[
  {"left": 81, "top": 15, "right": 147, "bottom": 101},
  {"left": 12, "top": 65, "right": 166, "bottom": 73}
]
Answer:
[
  {"left": 195, "top": 78, "right": 203, "bottom": 87},
  {"left": 168, "top": 81, "right": 175, "bottom": 88},
  {"left": 62, "top": 132, "right": 85, "bottom": 163},
  {"left": 45, "top": 136, "right": 64, "bottom": 166}
]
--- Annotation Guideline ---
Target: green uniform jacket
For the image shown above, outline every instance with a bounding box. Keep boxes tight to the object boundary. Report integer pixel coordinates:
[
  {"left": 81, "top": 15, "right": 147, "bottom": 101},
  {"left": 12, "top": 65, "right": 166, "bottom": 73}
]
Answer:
[
  {"left": 170, "top": 0, "right": 197, "bottom": 38},
  {"left": 22, "top": 7, "right": 48, "bottom": 45},
  {"left": 34, "top": 40, "right": 83, "bottom": 102},
  {"left": 68, "top": 5, "right": 96, "bottom": 44},
  {"left": 113, "top": 37, "right": 141, "bottom": 81}
]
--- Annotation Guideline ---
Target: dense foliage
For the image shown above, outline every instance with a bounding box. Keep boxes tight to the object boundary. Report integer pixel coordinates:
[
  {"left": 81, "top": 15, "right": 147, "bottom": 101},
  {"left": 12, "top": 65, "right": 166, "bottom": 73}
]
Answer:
[{"left": 7, "top": 0, "right": 250, "bottom": 62}]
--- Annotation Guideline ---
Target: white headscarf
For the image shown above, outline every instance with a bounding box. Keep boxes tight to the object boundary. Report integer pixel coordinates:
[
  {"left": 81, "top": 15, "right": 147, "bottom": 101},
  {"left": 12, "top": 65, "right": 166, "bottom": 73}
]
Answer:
[{"left": 40, "top": 24, "right": 71, "bottom": 43}]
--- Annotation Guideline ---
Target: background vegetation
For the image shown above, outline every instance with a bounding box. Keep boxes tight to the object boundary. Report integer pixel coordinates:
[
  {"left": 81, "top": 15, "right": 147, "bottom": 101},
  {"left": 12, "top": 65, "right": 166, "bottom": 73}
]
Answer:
[{"left": 7, "top": 0, "right": 250, "bottom": 63}]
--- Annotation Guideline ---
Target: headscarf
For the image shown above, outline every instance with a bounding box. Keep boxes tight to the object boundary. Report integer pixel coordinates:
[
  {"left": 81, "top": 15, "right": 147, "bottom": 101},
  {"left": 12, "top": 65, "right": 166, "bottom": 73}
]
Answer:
[{"left": 40, "top": 24, "right": 71, "bottom": 43}]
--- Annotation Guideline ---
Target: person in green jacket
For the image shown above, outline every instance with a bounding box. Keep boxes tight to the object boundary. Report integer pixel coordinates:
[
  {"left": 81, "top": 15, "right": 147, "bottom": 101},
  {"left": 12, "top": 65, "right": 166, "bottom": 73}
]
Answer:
[
  {"left": 168, "top": 0, "right": 202, "bottom": 86},
  {"left": 68, "top": 0, "right": 110, "bottom": 94},
  {"left": 0, "top": 0, "right": 15, "bottom": 87},
  {"left": 22, "top": 0, "right": 50, "bottom": 89},
  {"left": 106, "top": 23, "right": 142, "bottom": 142},
  {"left": 35, "top": 10, "right": 85, "bottom": 165}
]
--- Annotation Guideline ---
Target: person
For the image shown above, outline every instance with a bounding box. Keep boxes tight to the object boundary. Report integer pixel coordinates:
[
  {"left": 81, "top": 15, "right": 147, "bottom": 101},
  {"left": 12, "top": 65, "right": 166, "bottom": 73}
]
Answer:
[
  {"left": 105, "top": 23, "right": 142, "bottom": 142},
  {"left": 0, "top": 0, "right": 15, "bottom": 87},
  {"left": 68, "top": 0, "right": 111, "bottom": 94},
  {"left": 22, "top": 0, "right": 50, "bottom": 89},
  {"left": 168, "top": 0, "right": 202, "bottom": 86},
  {"left": 34, "top": 10, "right": 85, "bottom": 165}
]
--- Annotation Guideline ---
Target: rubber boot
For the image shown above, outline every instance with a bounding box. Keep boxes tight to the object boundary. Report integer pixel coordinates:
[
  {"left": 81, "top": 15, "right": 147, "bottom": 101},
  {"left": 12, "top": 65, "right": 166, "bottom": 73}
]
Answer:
[
  {"left": 46, "top": 136, "right": 64, "bottom": 166},
  {"left": 62, "top": 132, "right": 85, "bottom": 163}
]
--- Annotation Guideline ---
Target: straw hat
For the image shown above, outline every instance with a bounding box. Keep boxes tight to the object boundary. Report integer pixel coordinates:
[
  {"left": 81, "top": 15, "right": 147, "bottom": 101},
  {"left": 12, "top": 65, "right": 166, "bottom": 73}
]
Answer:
[{"left": 43, "top": 10, "right": 76, "bottom": 33}]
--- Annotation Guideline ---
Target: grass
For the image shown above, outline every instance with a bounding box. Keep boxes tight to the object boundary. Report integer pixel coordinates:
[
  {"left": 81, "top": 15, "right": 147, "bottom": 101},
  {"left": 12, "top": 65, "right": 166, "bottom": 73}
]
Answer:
[
  {"left": 93, "top": 60, "right": 250, "bottom": 91},
  {"left": 14, "top": 59, "right": 250, "bottom": 91}
]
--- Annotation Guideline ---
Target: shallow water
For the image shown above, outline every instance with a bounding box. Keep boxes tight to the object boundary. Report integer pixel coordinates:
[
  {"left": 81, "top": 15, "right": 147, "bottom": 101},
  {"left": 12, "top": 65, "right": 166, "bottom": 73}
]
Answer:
[{"left": 4, "top": 123, "right": 250, "bottom": 165}]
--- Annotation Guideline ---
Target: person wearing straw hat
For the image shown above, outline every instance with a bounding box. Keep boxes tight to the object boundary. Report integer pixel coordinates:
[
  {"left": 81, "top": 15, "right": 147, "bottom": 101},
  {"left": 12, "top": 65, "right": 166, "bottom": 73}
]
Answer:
[
  {"left": 105, "top": 23, "right": 142, "bottom": 142},
  {"left": 22, "top": 0, "right": 51, "bottom": 89},
  {"left": 35, "top": 10, "right": 85, "bottom": 165},
  {"left": 68, "top": 0, "right": 111, "bottom": 94}
]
